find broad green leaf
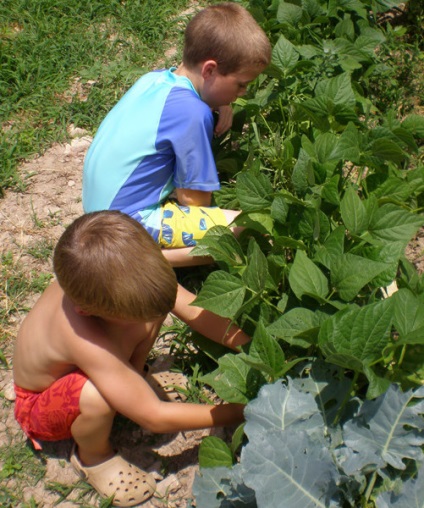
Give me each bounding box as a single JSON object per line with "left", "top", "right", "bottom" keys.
{"left": 402, "top": 114, "right": 424, "bottom": 137}
{"left": 318, "top": 299, "right": 394, "bottom": 368}
{"left": 201, "top": 353, "right": 263, "bottom": 403}
{"left": 340, "top": 186, "right": 369, "bottom": 235}
{"left": 199, "top": 436, "right": 233, "bottom": 468}
{"left": 193, "top": 466, "right": 256, "bottom": 508}
{"left": 315, "top": 72, "right": 356, "bottom": 107}
{"left": 377, "top": 464, "right": 424, "bottom": 508}
{"left": 270, "top": 194, "right": 289, "bottom": 224}
{"left": 314, "top": 132, "right": 338, "bottom": 163}
{"left": 334, "top": 16, "right": 355, "bottom": 40}
{"left": 363, "top": 365, "right": 392, "bottom": 399}
{"left": 292, "top": 148, "right": 314, "bottom": 193}
{"left": 271, "top": 35, "right": 299, "bottom": 72}
{"left": 329, "top": 122, "right": 361, "bottom": 162}
{"left": 191, "top": 225, "right": 245, "bottom": 266}
{"left": 331, "top": 253, "right": 389, "bottom": 301}
{"left": 343, "top": 385, "right": 424, "bottom": 471}
{"left": 236, "top": 172, "right": 273, "bottom": 212}
{"left": 368, "top": 203, "right": 424, "bottom": 243}
{"left": 289, "top": 250, "right": 329, "bottom": 301}
{"left": 244, "top": 380, "right": 324, "bottom": 438}
{"left": 267, "top": 307, "right": 326, "bottom": 348}
{"left": 321, "top": 174, "right": 341, "bottom": 206}
{"left": 192, "top": 271, "right": 246, "bottom": 318}
{"left": 242, "top": 428, "right": 341, "bottom": 508}
{"left": 314, "top": 225, "right": 345, "bottom": 270}
{"left": 368, "top": 138, "right": 407, "bottom": 164}
{"left": 242, "top": 240, "right": 268, "bottom": 293}
{"left": 392, "top": 289, "right": 424, "bottom": 345}
{"left": 276, "top": 2, "right": 303, "bottom": 25}
{"left": 292, "top": 361, "right": 354, "bottom": 427}
{"left": 234, "top": 211, "right": 274, "bottom": 235}
{"left": 240, "top": 321, "right": 285, "bottom": 379}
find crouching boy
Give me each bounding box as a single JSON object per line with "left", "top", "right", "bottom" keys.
{"left": 13, "top": 211, "right": 244, "bottom": 506}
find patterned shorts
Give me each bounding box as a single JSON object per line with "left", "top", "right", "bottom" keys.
{"left": 159, "top": 201, "right": 227, "bottom": 248}
{"left": 14, "top": 370, "right": 88, "bottom": 450}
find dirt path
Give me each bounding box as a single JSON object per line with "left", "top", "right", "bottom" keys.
{"left": 0, "top": 130, "right": 230, "bottom": 507}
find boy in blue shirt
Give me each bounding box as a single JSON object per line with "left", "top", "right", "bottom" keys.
{"left": 83, "top": 2, "right": 271, "bottom": 343}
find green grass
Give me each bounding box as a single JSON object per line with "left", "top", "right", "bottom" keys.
{"left": 0, "top": 0, "right": 195, "bottom": 192}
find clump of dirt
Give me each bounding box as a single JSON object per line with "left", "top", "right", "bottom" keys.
{"left": 0, "top": 130, "right": 231, "bottom": 507}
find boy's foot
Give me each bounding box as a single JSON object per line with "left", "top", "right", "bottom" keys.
{"left": 70, "top": 445, "right": 156, "bottom": 506}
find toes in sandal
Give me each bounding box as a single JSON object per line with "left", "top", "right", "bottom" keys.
{"left": 144, "top": 365, "right": 188, "bottom": 402}
{"left": 70, "top": 445, "right": 156, "bottom": 507}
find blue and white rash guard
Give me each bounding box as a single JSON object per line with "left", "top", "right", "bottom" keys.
{"left": 82, "top": 68, "right": 220, "bottom": 241}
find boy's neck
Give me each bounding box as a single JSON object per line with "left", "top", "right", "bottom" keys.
{"left": 174, "top": 64, "right": 202, "bottom": 96}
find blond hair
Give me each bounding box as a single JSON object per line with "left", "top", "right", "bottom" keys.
{"left": 183, "top": 2, "right": 271, "bottom": 75}
{"left": 54, "top": 211, "right": 177, "bottom": 321}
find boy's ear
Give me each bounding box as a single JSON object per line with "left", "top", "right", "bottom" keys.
{"left": 74, "top": 306, "right": 91, "bottom": 316}
{"left": 201, "top": 60, "right": 219, "bottom": 80}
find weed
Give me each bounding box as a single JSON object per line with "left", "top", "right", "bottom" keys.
{"left": 1, "top": 252, "right": 53, "bottom": 322}
{"left": 27, "top": 239, "right": 54, "bottom": 261}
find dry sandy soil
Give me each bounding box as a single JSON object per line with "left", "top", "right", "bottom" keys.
{"left": 1, "top": 128, "right": 423, "bottom": 507}
{"left": 0, "top": 130, "right": 235, "bottom": 508}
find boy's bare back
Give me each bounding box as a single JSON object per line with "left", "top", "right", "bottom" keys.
{"left": 13, "top": 280, "right": 161, "bottom": 394}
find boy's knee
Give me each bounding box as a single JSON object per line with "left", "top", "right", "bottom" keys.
{"left": 79, "top": 380, "right": 114, "bottom": 417}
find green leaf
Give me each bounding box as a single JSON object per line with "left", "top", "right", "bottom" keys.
{"left": 199, "top": 436, "right": 233, "bottom": 468}
{"left": 276, "top": 2, "right": 303, "bottom": 25}
{"left": 235, "top": 211, "right": 274, "bottom": 235}
{"left": 289, "top": 250, "right": 329, "bottom": 301}
{"left": 236, "top": 172, "right": 273, "bottom": 212}
{"left": 318, "top": 298, "right": 394, "bottom": 368}
{"left": 201, "top": 353, "right": 263, "bottom": 403}
{"left": 340, "top": 186, "right": 369, "bottom": 235}
{"left": 343, "top": 385, "right": 424, "bottom": 471}
{"left": 393, "top": 289, "right": 424, "bottom": 345}
{"left": 241, "top": 321, "right": 286, "bottom": 379}
{"left": 331, "top": 253, "right": 389, "bottom": 301}
{"left": 314, "top": 225, "right": 345, "bottom": 270}
{"left": 270, "top": 194, "right": 289, "bottom": 224}
{"left": 267, "top": 307, "right": 326, "bottom": 348}
{"left": 368, "top": 204, "right": 424, "bottom": 243}
{"left": 377, "top": 464, "right": 424, "bottom": 508}
{"left": 330, "top": 122, "right": 361, "bottom": 163}
{"left": 191, "top": 225, "right": 245, "bottom": 266}
{"left": 271, "top": 35, "right": 299, "bottom": 72}
{"left": 402, "top": 114, "right": 424, "bottom": 138}
{"left": 368, "top": 138, "right": 407, "bottom": 164}
{"left": 192, "top": 271, "right": 246, "bottom": 318}
{"left": 315, "top": 72, "right": 356, "bottom": 107}
{"left": 242, "top": 240, "right": 268, "bottom": 293}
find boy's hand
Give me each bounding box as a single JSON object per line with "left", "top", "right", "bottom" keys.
{"left": 214, "top": 105, "right": 233, "bottom": 137}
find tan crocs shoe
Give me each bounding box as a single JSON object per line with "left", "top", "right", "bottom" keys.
{"left": 144, "top": 365, "right": 188, "bottom": 402}
{"left": 70, "top": 445, "right": 156, "bottom": 507}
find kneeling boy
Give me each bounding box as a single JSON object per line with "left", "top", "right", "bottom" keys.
{"left": 13, "top": 211, "right": 244, "bottom": 507}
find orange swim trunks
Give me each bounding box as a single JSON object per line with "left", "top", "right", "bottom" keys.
{"left": 14, "top": 370, "right": 88, "bottom": 450}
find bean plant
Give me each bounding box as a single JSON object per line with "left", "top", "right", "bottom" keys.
{"left": 192, "top": 0, "right": 424, "bottom": 506}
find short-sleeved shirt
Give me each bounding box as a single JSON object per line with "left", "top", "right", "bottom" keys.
{"left": 82, "top": 68, "right": 220, "bottom": 241}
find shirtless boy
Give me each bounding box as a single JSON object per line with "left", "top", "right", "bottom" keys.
{"left": 13, "top": 211, "right": 244, "bottom": 506}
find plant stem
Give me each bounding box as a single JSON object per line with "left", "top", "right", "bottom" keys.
{"left": 333, "top": 370, "right": 359, "bottom": 426}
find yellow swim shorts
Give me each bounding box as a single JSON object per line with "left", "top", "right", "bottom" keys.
{"left": 159, "top": 201, "right": 227, "bottom": 248}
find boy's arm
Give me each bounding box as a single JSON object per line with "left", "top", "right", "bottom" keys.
{"left": 172, "top": 284, "right": 251, "bottom": 350}
{"left": 176, "top": 188, "right": 212, "bottom": 207}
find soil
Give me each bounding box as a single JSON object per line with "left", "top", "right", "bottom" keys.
{"left": 0, "top": 130, "right": 235, "bottom": 508}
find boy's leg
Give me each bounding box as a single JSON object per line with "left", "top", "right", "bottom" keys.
{"left": 159, "top": 203, "right": 242, "bottom": 267}
{"left": 71, "top": 380, "right": 116, "bottom": 466}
